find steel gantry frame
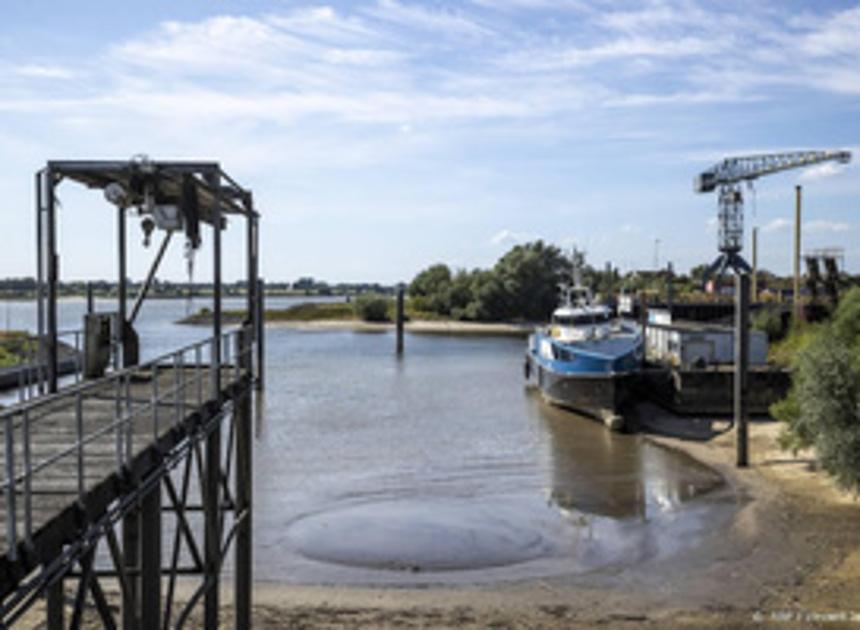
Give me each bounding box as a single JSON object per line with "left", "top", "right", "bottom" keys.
{"left": 0, "top": 159, "right": 263, "bottom": 628}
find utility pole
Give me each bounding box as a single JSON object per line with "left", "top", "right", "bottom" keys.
{"left": 751, "top": 227, "right": 758, "bottom": 302}
{"left": 793, "top": 185, "right": 802, "bottom": 323}
{"left": 735, "top": 273, "right": 750, "bottom": 467}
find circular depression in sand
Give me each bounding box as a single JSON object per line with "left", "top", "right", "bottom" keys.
{"left": 286, "top": 498, "right": 555, "bottom": 572}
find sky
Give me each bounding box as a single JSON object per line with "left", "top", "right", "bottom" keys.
{"left": 1, "top": 0, "right": 859, "bottom": 283}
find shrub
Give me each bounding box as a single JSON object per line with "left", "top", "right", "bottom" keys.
{"left": 772, "top": 290, "right": 860, "bottom": 492}
{"left": 752, "top": 306, "right": 786, "bottom": 342}
{"left": 353, "top": 293, "right": 390, "bottom": 322}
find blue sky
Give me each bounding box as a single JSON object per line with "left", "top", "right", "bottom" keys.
{"left": 1, "top": 0, "right": 859, "bottom": 283}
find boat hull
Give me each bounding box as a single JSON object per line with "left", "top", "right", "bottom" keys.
{"left": 526, "top": 353, "right": 631, "bottom": 429}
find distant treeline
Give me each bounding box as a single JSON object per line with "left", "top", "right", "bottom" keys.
{"left": 408, "top": 241, "right": 572, "bottom": 322}
{"left": 407, "top": 240, "right": 860, "bottom": 323}
{"left": 0, "top": 277, "right": 395, "bottom": 299}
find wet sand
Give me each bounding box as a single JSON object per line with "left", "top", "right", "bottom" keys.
{"left": 239, "top": 416, "right": 860, "bottom": 629}
{"left": 15, "top": 416, "right": 860, "bottom": 629}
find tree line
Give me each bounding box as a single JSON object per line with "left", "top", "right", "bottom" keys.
{"left": 408, "top": 241, "right": 572, "bottom": 322}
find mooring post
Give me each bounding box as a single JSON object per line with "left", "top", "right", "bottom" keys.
{"left": 140, "top": 482, "right": 161, "bottom": 630}
{"left": 86, "top": 282, "right": 94, "bottom": 315}
{"left": 235, "top": 327, "right": 253, "bottom": 630}
{"left": 735, "top": 273, "right": 750, "bottom": 467}
{"left": 396, "top": 284, "right": 405, "bottom": 356}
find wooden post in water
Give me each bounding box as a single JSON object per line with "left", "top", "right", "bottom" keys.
{"left": 86, "top": 282, "right": 94, "bottom": 315}
{"left": 396, "top": 285, "right": 405, "bottom": 356}
{"left": 735, "top": 273, "right": 750, "bottom": 467}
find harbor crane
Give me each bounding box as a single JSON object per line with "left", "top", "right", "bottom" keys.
{"left": 694, "top": 149, "right": 852, "bottom": 277}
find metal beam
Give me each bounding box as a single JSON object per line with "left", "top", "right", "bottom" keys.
{"left": 735, "top": 273, "right": 750, "bottom": 467}
{"left": 129, "top": 231, "right": 174, "bottom": 325}
{"left": 118, "top": 207, "right": 128, "bottom": 368}
{"left": 204, "top": 170, "right": 222, "bottom": 629}
{"left": 793, "top": 185, "right": 802, "bottom": 323}
{"left": 235, "top": 328, "right": 253, "bottom": 629}
{"left": 46, "top": 168, "right": 58, "bottom": 394}
{"left": 140, "top": 482, "right": 161, "bottom": 630}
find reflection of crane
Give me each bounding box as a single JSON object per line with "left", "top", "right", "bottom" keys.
{"left": 694, "top": 149, "right": 852, "bottom": 277}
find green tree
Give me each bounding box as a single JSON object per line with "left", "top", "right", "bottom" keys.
{"left": 773, "top": 287, "right": 860, "bottom": 492}
{"left": 491, "top": 240, "right": 570, "bottom": 321}
{"left": 408, "top": 264, "right": 453, "bottom": 314}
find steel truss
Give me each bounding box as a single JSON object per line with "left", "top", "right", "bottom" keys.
{"left": 0, "top": 158, "right": 263, "bottom": 629}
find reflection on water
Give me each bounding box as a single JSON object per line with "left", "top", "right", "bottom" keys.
{"left": 3, "top": 299, "right": 733, "bottom": 583}
{"left": 538, "top": 402, "right": 723, "bottom": 520}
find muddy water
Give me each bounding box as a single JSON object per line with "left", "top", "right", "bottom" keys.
{"left": 1, "top": 298, "right": 733, "bottom": 584}
{"left": 256, "top": 328, "right": 731, "bottom": 585}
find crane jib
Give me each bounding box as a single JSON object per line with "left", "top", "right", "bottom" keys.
{"left": 694, "top": 149, "right": 852, "bottom": 193}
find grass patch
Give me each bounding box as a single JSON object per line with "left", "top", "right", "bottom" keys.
{"left": 0, "top": 331, "right": 36, "bottom": 368}
{"left": 179, "top": 299, "right": 459, "bottom": 325}
{"left": 266, "top": 302, "right": 356, "bottom": 322}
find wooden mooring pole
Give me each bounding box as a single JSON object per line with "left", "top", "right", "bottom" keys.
{"left": 735, "top": 273, "right": 750, "bottom": 467}
{"left": 396, "top": 285, "right": 405, "bottom": 356}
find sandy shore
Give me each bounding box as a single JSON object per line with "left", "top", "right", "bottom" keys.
{"left": 237, "top": 414, "right": 860, "bottom": 629}
{"left": 15, "top": 412, "right": 860, "bottom": 629}
{"left": 268, "top": 319, "right": 534, "bottom": 336}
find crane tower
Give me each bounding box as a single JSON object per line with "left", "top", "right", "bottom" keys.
{"left": 694, "top": 149, "right": 851, "bottom": 277}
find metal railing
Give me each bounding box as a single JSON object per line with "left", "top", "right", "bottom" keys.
{"left": 0, "top": 325, "right": 253, "bottom": 561}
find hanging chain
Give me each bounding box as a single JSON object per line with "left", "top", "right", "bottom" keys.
{"left": 185, "top": 239, "right": 196, "bottom": 316}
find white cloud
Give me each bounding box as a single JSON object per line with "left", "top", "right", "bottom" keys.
{"left": 798, "top": 162, "right": 848, "bottom": 182}
{"left": 804, "top": 220, "right": 853, "bottom": 234}
{"left": 14, "top": 64, "right": 75, "bottom": 79}
{"left": 763, "top": 218, "right": 792, "bottom": 233}
{"left": 490, "top": 229, "right": 534, "bottom": 245}
{"left": 365, "top": 0, "right": 492, "bottom": 38}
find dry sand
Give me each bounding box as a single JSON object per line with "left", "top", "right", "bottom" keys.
{"left": 16, "top": 416, "right": 860, "bottom": 629}
{"left": 222, "top": 417, "right": 860, "bottom": 629}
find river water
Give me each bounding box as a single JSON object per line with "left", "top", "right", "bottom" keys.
{"left": 1, "top": 297, "right": 731, "bottom": 585}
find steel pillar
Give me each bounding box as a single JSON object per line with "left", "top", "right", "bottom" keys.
{"left": 256, "top": 278, "right": 265, "bottom": 391}
{"left": 235, "top": 328, "right": 253, "bottom": 629}
{"left": 35, "top": 171, "right": 46, "bottom": 395}
{"left": 118, "top": 207, "right": 128, "bottom": 368}
{"left": 140, "top": 483, "right": 161, "bottom": 630}
{"left": 46, "top": 577, "right": 63, "bottom": 630}
{"left": 735, "top": 273, "right": 750, "bottom": 467}
{"left": 205, "top": 170, "right": 222, "bottom": 629}
{"left": 793, "top": 185, "right": 802, "bottom": 323}
{"left": 45, "top": 169, "right": 58, "bottom": 394}
{"left": 122, "top": 508, "right": 139, "bottom": 628}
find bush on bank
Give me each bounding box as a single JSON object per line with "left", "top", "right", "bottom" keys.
{"left": 772, "top": 287, "right": 860, "bottom": 492}
{"left": 353, "top": 293, "right": 390, "bottom": 322}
